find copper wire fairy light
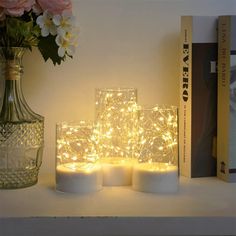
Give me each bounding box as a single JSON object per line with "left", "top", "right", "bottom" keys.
{"left": 138, "top": 105, "right": 178, "bottom": 165}
{"left": 95, "top": 88, "right": 138, "bottom": 161}
{"left": 56, "top": 121, "right": 99, "bottom": 166}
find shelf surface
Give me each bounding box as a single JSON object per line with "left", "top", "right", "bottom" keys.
{"left": 0, "top": 175, "right": 236, "bottom": 236}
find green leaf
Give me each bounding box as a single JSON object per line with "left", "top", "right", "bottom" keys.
{"left": 38, "top": 35, "right": 64, "bottom": 65}
{"left": 1, "top": 14, "right": 39, "bottom": 48}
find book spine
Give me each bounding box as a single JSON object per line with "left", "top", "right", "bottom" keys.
{"left": 217, "top": 16, "right": 230, "bottom": 181}
{"left": 179, "top": 16, "right": 192, "bottom": 177}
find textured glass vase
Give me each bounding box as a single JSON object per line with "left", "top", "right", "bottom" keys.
{"left": 0, "top": 47, "right": 44, "bottom": 189}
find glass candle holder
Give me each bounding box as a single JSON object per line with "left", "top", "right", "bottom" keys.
{"left": 56, "top": 121, "right": 102, "bottom": 193}
{"left": 132, "top": 105, "right": 179, "bottom": 193}
{"left": 95, "top": 88, "right": 138, "bottom": 186}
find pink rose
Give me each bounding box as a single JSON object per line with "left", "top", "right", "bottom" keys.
{"left": 0, "top": 0, "right": 35, "bottom": 17}
{"left": 37, "top": 0, "right": 72, "bottom": 15}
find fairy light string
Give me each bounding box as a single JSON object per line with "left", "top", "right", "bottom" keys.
{"left": 95, "top": 89, "right": 139, "bottom": 161}
{"left": 57, "top": 90, "right": 177, "bottom": 171}
{"left": 56, "top": 121, "right": 99, "bottom": 167}
{"left": 138, "top": 105, "right": 178, "bottom": 166}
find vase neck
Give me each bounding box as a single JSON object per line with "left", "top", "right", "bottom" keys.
{"left": 4, "top": 60, "right": 23, "bottom": 81}
{"left": 0, "top": 47, "right": 24, "bottom": 82}
{"left": 0, "top": 47, "right": 42, "bottom": 122}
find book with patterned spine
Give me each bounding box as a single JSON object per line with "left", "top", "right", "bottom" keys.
{"left": 179, "top": 16, "right": 218, "bottom": 178}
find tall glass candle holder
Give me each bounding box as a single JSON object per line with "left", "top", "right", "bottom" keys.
{"left": 132, "top": 105, "right": 178, "bottom": 193}
{"left": 95, "top": 88, "right": 138, "bottom": 186}
{"left": 56, "top": 121, "right": 102, "bottom": 193}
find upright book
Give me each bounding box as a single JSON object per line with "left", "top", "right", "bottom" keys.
{"left": 179, "top": 16, "right": 217, "bottom": 178}
{"left": 217, "top": 15, "right": 236, "bottom": 182}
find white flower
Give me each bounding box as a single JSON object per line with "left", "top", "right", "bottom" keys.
{"left": 55, "top": 25, "right": 79, "bottom": 58}
{"left": 53, "top": 11, "right": 75, "bottom": 36}
{"left": 55, "top": 34, "right": 76, "bottom": 58}
{"left": 36, "top": 11, "right": 57, "bottom": 37}
{"left": 64, "top": 28, "right": 79, "bottom": 46}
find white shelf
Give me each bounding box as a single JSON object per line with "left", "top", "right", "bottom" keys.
{"left": 0, "top": 175, "right": 236, "bottom": 236}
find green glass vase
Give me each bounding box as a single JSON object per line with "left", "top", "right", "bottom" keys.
{"left": 0, "top": 47, "right": 44, "bottom": 189}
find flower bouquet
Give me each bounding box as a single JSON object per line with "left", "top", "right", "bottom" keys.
{"left": 0, "top": 0, "right": 78, "bottom": 189}
{"left": 0, "top": 0, "right": 78, "bottom": 65}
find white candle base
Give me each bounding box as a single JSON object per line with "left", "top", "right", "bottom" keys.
{"left": 132, "top": 163, "right": 178, "bottom": 193}
{"left": 56, "top": 162, "right": 102, "bottom": 193}
{"left": 102, "top": 158, "right": 134, "bottom": 186}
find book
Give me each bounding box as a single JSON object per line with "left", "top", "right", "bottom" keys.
{"left": 179, "top": 16, "right": 218, "bottom": 178}
{"left": 217, "top": 15, "right": 236, "bottom": 182}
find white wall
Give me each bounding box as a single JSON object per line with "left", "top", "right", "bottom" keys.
{"left": 22, "top": 0, "right": 236, "bottom": 174}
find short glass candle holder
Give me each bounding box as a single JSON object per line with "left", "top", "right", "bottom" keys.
{"left": 56, "top": 121, "right": 102, "bottom": 193}
{"left": 95, "top": 88, "right": 138, "bottom": 186}
{"left": 132, "top": 105, "right": 179, "bottom": 193}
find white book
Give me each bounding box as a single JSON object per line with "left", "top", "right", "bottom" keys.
{"left": 217, "top": 15, "right": 236, "bottom": 182}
